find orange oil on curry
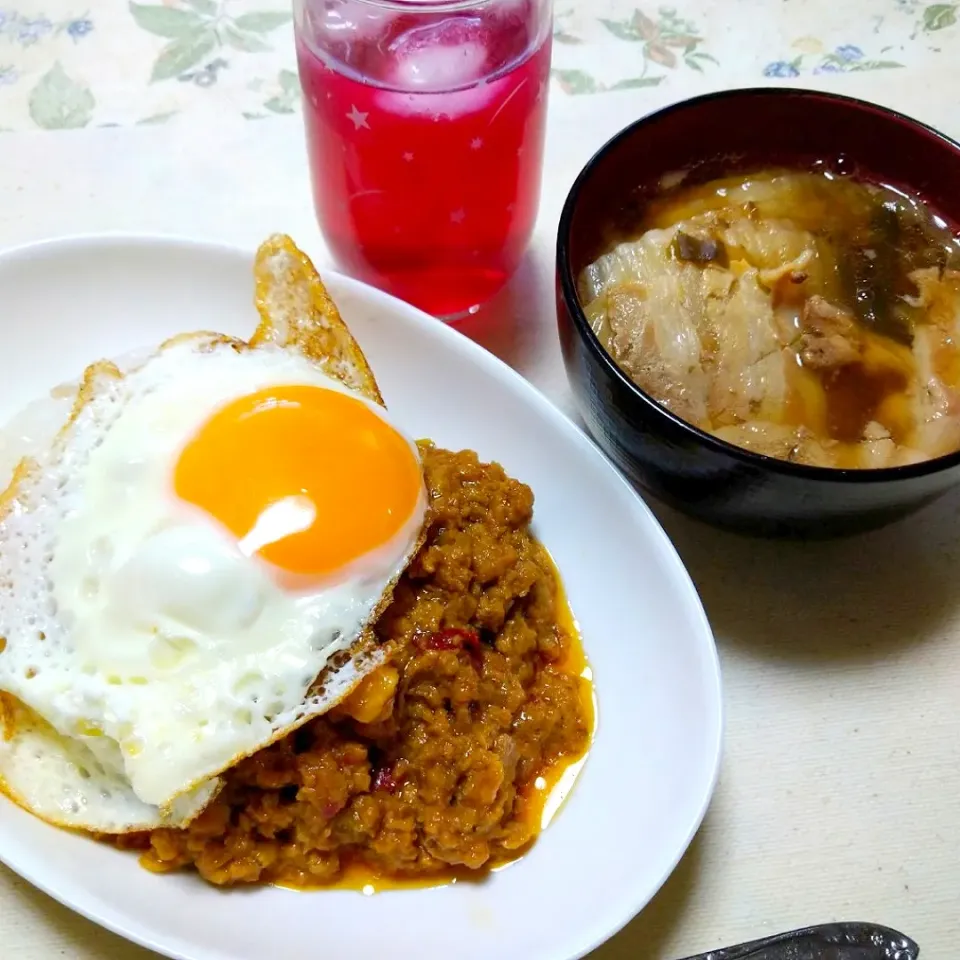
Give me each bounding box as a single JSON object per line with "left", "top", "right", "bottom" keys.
{"left": 281, "top": 551, "right": 595, "bottom": 896}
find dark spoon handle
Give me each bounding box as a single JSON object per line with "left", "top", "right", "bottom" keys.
{"left": 677, "top": 922, "right": 919, "bottom": 960}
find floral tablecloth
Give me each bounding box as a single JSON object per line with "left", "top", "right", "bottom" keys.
{"left": 0, "top": 0, "right": 957, "bottom": 130}
{"left": 2, "top": 3, "right": 960, "bottom": 960}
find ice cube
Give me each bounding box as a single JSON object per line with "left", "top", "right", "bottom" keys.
{"left": 308, "top": 0, "right": 399, "bottom": 46}
{"left": 388, "top": 16, "right": 490, "bottom": 91}
{"left": 375, "top": 66, "right": 509, "bottom": 120}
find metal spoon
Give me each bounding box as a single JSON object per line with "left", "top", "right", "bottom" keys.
{"left": 678, "top": 922, "right": 919, "bottom": 960}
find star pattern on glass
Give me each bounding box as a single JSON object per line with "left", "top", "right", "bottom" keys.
{"left": 470, "top": 137, "right": 483, "bottom": 151}
{"left": 347, "top": 105, "right": 370, "bottom": 130}
{"left": 403, "top": 151, "right": 415, "bottom": 162}
{"left": 451, "top": 209, "right": 466, "bottom": 224}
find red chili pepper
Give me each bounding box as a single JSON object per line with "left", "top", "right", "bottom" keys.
{"left": 371, "top": 766, "right": 399, "bottom": 794}
{"left": 420, "top": 627, "right": 482, "bottom": 653}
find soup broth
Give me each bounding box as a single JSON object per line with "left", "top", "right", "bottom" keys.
{"left": 579, "top": 167, "right": 960, "bottom": 469}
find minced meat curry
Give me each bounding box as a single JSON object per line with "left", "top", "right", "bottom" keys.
{"left": 115, "top": 445, "right": 593, "bottom": 887}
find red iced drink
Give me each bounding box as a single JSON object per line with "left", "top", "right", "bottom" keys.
{"left": 295, "top": 0, "right": 552, "bottom": 319}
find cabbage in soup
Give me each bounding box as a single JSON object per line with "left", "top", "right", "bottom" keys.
{"left": 579, "top": 167, "right": 960, "bottom": 469}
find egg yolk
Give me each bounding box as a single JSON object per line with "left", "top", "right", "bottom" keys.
{"left": 174, "top": 385, "right": 422, "bottom": 580}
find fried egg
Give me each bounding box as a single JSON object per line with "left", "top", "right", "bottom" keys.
{"left": 0, "top": 235, "right": 427, "bottom": 833}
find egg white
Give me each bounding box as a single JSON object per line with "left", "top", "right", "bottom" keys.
{"left": 0, "top": 335, "right": 425, "bottom": 828}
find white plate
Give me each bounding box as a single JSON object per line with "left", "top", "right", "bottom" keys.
{"left": 0, "top": 236, "right": 722, "bottom": 960}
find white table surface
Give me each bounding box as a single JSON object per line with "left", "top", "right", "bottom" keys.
{"left": 1, "top": 1, "right": 960, "bottom": 956}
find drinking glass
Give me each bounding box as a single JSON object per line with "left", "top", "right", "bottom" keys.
{"left": 293, "top": 0, "right": 553, "bottom": 320}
